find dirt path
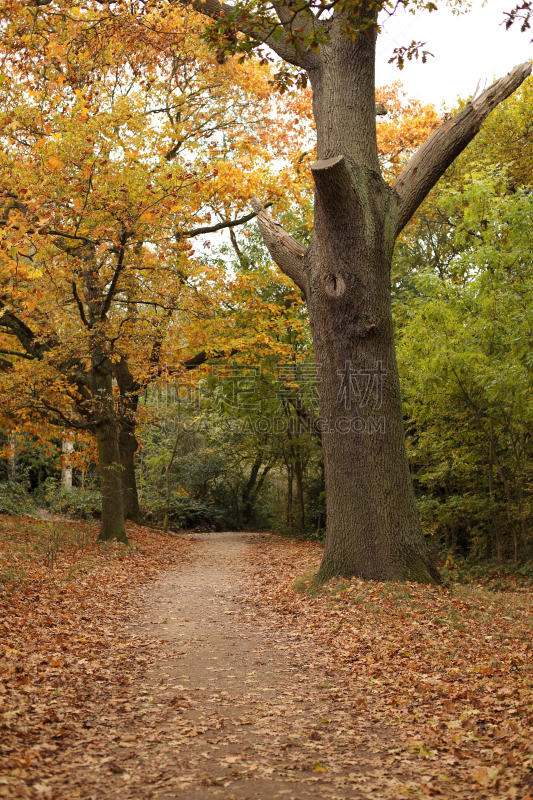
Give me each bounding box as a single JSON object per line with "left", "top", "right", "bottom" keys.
{"left": 77, "top": 531, "right": 389, "bottom": 799}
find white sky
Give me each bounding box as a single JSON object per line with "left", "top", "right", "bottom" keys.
{"left": 375, "top": 0, "right": 533, "bottom": 108}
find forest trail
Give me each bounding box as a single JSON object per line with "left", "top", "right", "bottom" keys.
{"left": 85, "top": 531, "right": 389, "bottom": 799}
{"left": 3, "top": 523, "right": 532, "bottom": 799}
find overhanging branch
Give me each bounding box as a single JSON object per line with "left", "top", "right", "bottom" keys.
{"left": 179, "top": 204, "right": 273, "bottom": 238}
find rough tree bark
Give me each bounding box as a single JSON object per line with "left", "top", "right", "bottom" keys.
{"left": 93, "top": 360, "right": 128, "bottom": 544}
{"left": 188, "top": 0, "right": 531, "bottom": 582}
{"left": 79, "top": 245, "right": 128, "bottom": 544}
{"left": 113, "top": 358, "right": 144, "bottom": 524}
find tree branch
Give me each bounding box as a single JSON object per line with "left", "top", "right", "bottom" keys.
{"left": 179, "top": 204, "right": 273, "bottom": 238}
{"left": 250, "top": 198, "right": 309, "bottom": 299}
{"left": 100, "top": 231, "right": 130, "bottom": 321}
{"left": 72, "top": 280, "right": 89, "bottom": 328}
{"left": 46, "top": 229, "right": 98, "bottom": 245}
{"left": 182, "top": 0, "right": 319, "bottom": 69}
{"left": 0, "top": 302, "right": 49, "bottom": 360}
{"left": 0, "top": 348, "right": 35, "bottom": 360}
{"left": 392, "top": 62, "right": 532, "bottom": 237}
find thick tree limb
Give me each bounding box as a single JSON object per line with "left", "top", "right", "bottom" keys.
{"left": 182, "top": 0, "right": 319, "bottom": 69}
{"left": 100, "top": 231, "right": 130, "bottom": 321}
{"left": 183, "top": 350, "right": 209, "bottom": 370}
{"left": 393, "top": 62, "right": 532, "bottom": 236}
{"left": 250, "top": 198, "right": 309, "bottom": 299}
{"left": 272, "top": 0, "right": 317, "bottom": 55}
{"left": 311, "top": 155, "right": 356, "bottom": 213}
{"left": 0, "top": 302, "right": 49, "bottom": 360}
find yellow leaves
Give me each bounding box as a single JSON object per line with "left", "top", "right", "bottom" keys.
{"left": 72, "top": 197, "right": 84, "bottom": 212}
{"left": 312, "top": 760, "right": 325, "bottom": 772}
{"left": 46, "top": 156, "right": 64, "bottom": 172}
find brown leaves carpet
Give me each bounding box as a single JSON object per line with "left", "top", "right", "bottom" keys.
{"left": 1, "top": 521, "right": 532, "bottom": 799}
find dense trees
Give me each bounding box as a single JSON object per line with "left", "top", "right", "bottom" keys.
{"left": 395, "top": 80, "right": 533, "bottom": 565}
{"left": 0, "top": 2, "right": 311, "bottom": 541}
{"left": 1, "top": 0, "right": 533, "bottom": 580}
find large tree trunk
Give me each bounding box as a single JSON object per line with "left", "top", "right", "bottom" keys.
{"left": 307, "top": 214, "right": 438, "bottom": 581}
{"left": 249, "top": 19, "right": 530, "bottom": 583}
{"left": 97, "top": 418, "right": 128, "bottom": 543}
{"left": 113, "top": 358, "right": 143, "bottom": 524}
{"left": 93, "top": 359, "right": 127, "bottom": 544}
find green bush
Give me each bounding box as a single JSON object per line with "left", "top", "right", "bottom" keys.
{"left": 36, "top": 479, "right": 101, "bottom": 519}
{"left": 0, "top": 482, "right": 35, "bottom": 516}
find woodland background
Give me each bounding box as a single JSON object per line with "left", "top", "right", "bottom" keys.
{"left": 1, "top": 2, "right": 533, "bottom": 580}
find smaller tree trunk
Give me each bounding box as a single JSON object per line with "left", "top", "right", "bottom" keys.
{"left": 118, "top": 425, "right": 143, "bottom": 523}
{"left": 163, "top": 423, "right": 181, "bottom": 532}
{"left": 7, "top": 433, "right": 16, "bottom": 481}
{"left": 488, "top": 425, "right": 501, "bottom": 561}
{"left": 293, "top": 447, "right": 305, "bottom": 534}
{"left": 286, "top": 461, "right": 293, "bottom": 530}
{"left": 241, "top": 454, "right": 263, "bottom": 524}
{"left": 97, "top": 420, "right": 128, "bottom": 544}
{"left": 61, "top": 438, "right": 74, "bottom": 489}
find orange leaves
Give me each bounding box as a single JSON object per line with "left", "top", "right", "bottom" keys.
{"left": 46, "top": 156, "right": 64, "bottom": 172}
{"left": 376, "top": 81, "right": 442, "bottom": 182}
{"left": 240, "top": 535, "right": 533, "bottom": 799}
{"left": 0, "top": 516, "right": 194, "bottom": 797}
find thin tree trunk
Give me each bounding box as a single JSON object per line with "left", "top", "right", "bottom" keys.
{"left": 242, "top": 454, "right": 263, "bottom": 524}
{"left": 61, "top": 438, "right": 74, "bottom": 489}
{"left": 7, "top": 433, "right": 16, "bottom": 481}
{"left": 286, "top": 461, "right": 293, "bottom": 531}
{"left": 163, "top": 422, "right": 181, "bottom": 533}
{"left": 488, "top": 424, "right": 501, "bottom": 561}
{"left": 293, "top": 447, "right": 305, "bottom": 534}
{"left": 494, "top": 460, "right": 517, "bottom": 563}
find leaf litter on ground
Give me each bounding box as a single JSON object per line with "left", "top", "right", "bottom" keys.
{"left": 0, "top": 515, "right": 194, "bottom": 799}
{"left": 240, "top": 536, "right": 533, "bottom": 799}
{"left": 1, "top": 519, "right": 532, "bottom": 800}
